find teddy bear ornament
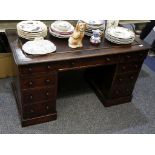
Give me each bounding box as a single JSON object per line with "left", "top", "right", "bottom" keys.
{"left": 90, "top": 29, "right": 102, "bottom": 45}
{"left": 68, "top": 22, "right": 86, "bottom": 48}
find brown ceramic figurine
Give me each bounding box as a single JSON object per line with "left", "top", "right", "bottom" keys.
{"left": 68, "top": 22, "right": 86, "bottom": 48}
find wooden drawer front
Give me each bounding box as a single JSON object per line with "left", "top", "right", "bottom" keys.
{"left": 59, "top": 55, "right": 119, "bottom": 71}
{"left": 113, "top": 72, "right": 138, "bottom": 87}
{"left": 21, "top": 74, "right": 57, "bottom": 89}
{"left": 120, "top": 51, "right": 147, "bottom": 63}
{"left": 117, "top": 61, "right": 143, "bottom": 73}
{"left": 22, "top": 87, "right": 56, "bottom": 105}
{"left": 19, "top": 63, "right": 57, "bottom": 75}
{"left": 109, "top": 87, "right": 133, "bottom": 98}
{"left": 22, "top": 101, "right": 56, "bottom": 119}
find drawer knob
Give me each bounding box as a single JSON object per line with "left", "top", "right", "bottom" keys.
{"left": 28, "top": 67, "right": 32, "bottom": 72}
{"left": 45, "top": 79, "right": 51, "bottom": 83}
{"left": 29, "top": 81, "right": 33, "bottom": 86}
{"left": 29, "top": 95, "right": 33, "bottom": 100}
{"left": 47, "top": 65, "right": 51, "bottom": 69}
{"left": 106, "top": 58, "right": 111, "bottom": 61}
{"left": 71, "top": 62, "right": 75, "bottom": 65}
{"left": 122, "top": 66, "right": 126, "bottom": 70}
{"left": 115, "top": 90, "right": 119, "bottom": 94}
{"left": 130, "top": 76, "right": 134, "bottom": 80}
{"left": 46, "top": 92, "right": 49, "bottom": 96}
{"left": 46, "top": 106, "right": 49, "bottom": 110}
{"left": 30, "top": 109, "right": 34, "bottom": 113}
{"left": 135, "top": 64, "right": 138, "bottom": 68}
{"left": 126, "top": 89, "right": 130, "bottom": 93}
{"left": 119, "top": 78, "right": 123, "bottom": 82}
{"left": 126, "top": 55, "right": 131, "bottom": 59}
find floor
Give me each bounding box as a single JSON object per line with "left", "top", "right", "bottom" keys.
{"left": 144, "top": 28, "right": 155, "bottom": 72}
{"left": 144, "top": 56, "right": 155, "bottom": 72}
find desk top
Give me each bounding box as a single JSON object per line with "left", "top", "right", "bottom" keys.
{"left": 6, "top": 29, "right": 150, "bottom": 65}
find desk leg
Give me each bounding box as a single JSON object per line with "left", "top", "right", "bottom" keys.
{"left": 85, "top": 63, "right": 142, "bottom": 107}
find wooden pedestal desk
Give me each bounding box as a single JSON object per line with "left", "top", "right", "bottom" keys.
{"left": 6, "top": 29, "right": 150, "bottom": 127}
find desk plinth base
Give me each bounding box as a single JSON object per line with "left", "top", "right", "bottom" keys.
{"left": 12, "top": 82, "right": 57, "bottom": 127}
{"left": 21, "top": 114, "right": 57, "bottom": 127}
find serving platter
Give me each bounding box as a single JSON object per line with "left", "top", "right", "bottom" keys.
{"left": 22, "top": 39, "right": 56, "bottom": 55}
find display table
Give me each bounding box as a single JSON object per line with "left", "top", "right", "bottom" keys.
{"left": 6, "top": 29, "right": 150, "bottom": 127}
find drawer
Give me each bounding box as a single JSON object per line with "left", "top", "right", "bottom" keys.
{"left": 109, "top": 87, "right": 133, "bottom": 98}
{"left": 117, "top": 61, "right": 143, "bottom": 73}
{"left": 22, "top": 101, "right": 56, "bottom": 119}
{"left": 20, "top": 73, "right": 57, "bottom": 89}
{"left": 22, "top": 87, "right": 56, "bottom": 105}
{"left": 59, "top": 55, "right": 120, "bottom": 71}
{"left": 112, "top": 72, "right": 138, "bottom": 87}
{"left": 19, "top": 63, "right": 57, "bottom": 75}
{"left": 120, "top": 51, "right": 147, "bottom": 63}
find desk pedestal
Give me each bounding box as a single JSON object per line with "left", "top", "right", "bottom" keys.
{"left": 85, "top": 60, "right": 143, "bottom": 107}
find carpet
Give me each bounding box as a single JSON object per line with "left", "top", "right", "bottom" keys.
{"left": 145, "top": 56, "right": 155, "bottom": 72}
{"left": 0, "top": 64, "right": 155, "bottom": 134}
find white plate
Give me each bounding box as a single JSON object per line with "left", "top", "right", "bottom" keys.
{"left": 17, "top": 21, "right": 47, "bottom": 32}
{"left": 87, "top": 24, "right": 105, "bottom": 30}
{"left": 106, "top": 34, "right": 134, "bottom": 43}
{"left": 81, "top": 20, "right": 105, "bottom": 26}
{"left": 84, "top": 32, "right": 92, "bottom": 36}
{"left": 106, "top": 27, "right": 135, "bottom": 39}
{"left": 105, "top": 34, "right": 134, "bottom": 44}
{"left": 105, "top": 33, "right": 134, "bottom": 42}
{"left": 17, "top": 20, "right": 47, "bottom": 40}
{"left": 51, "top": 21, "right": 74, "bottom": 33}
{"left": 22, "top": 39, "right": 56, "bottom": 55}
{"left": 18, "top": 33, "right": 47, "bottom": 40}
{"left": 49, "top": 28, "right": 71, "bottom": 38}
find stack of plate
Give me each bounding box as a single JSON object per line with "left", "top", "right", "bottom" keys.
{"left": 49, "top": 21, "right": 74, "bottom": 38}
{"left": 17, "top": 20, "right": 47, "bottom": 40}
{"left": 80, "top": 20, "right": 105, "bottom": 36}
{"left": 105, "top": 26, "right": 135, "bottom": 44}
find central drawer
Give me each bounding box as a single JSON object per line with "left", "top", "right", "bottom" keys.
{"left": 58, "top": 55, "right": 120, "bottom": 71}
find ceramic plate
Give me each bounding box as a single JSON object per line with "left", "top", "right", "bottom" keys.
{"left": 17, "top": 20, "right": 47, "bottom": 40}
{"left": 106, "top": 27, "right": 135, "bottom": 39}
{"left": 49, "top": 28, "right": 71, "bottom": 38}
{"left": 81, "top": 20, "right": 105, "bottom": 26}
{"left": 22, "top": 39, "right": 56, "bottom": 55}
{"left": 105, "top": 34, "right": 134, "bottom": 44}
{"left": 51, "top": 21, "right": 74, "bottom": 33}
{"left": 105, "top": 33, "right": 134, "bottom": 42}
{"left": 17, "top": 21, "right": 47, "bottom": 32}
